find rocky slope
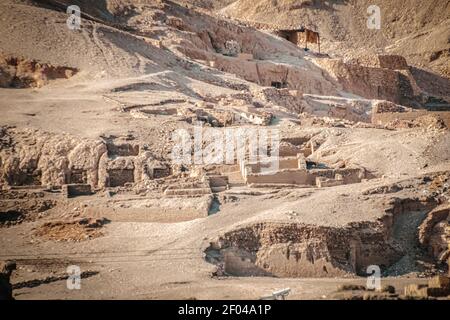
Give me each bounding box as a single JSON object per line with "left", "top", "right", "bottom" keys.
{"left": 220, "top": 0, "right": 450, "bottom": 78}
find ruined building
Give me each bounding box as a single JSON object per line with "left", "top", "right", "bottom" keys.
{"left": 275, "top": 27, "right": 321, "bottom": 53}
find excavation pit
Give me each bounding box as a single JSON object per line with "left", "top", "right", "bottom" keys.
{"left": 206, "top": 196, "right": 444, "bottom": 278}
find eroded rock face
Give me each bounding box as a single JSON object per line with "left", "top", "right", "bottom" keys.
{"left": 0, "top": 261, "right": 16, "bottom": 300}
{"left": 0, "top": 54, "right": 77, "bottom": 88}
{"left": 206, "top": 194, "right": 450, "bottom": 278}
{"left": 0, "top": 128, "right": 99, "bottom": 187}
{"left": 419, "top": 204, "right": 450, "bottom": 264}
{"left": 206, "top": 220, "right": 402, "bottom": 277}
{"left": 317, "top": 59, "right": 406, "bottom": 104}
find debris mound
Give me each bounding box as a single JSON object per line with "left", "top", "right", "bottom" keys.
{"left": 33, "top": 217, "right": 110, "bottom": 242}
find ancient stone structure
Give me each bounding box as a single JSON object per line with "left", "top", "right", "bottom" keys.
{"left": 62, "top": 184, "right": 92, "bottom": 198}
{"left": 0, "top": 54, "right": 77, "bottom": 88}
{"left": 419, "top": 204, "right": 450, "bottom": 264}
{"left": 206, "top": 219, "right": 401, "bottom": 278}
{"left": 275, "top": 28, "right": 320, "bottom": 52}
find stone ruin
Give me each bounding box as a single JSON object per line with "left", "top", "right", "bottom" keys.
{"left": 371, "top": 100, "right": 450, "bottom": 129}
{"left": 62, "top": 184, "right": 92, "bottom": 198}
{"left": 404, "top": 275, "right": 450, "bottom": 299}
{"left": 127, "top": 100, "right": 274, "bottom": 127}
{"left": 275, "top": 27, "right": 321, "bottom": 52}
{"left": 0, "top": 54, "right": 77, "bottom": 88}
{"left": 206, "top": 219, "right": 400, "bottom": 278}
{"left": 0, "top": 128, "right": 171, "bottom": 194}
{"left": 170, "top": 135, "right": 372, "bottom": 195}
{"left": 241, "top": 152, "right": 366, "bottom": 188}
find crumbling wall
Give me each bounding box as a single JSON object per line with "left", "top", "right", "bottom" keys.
{"left": 245, "top": 166, "right": 365, "bottom": 186}
{"left": 279, "top": 142, "right": 304, "bottom": 157}
{"left": 62, "top": 184, "right": 92, "bottom": 198}
{"left": 309, "top": 168, "right": 366, "bottom": 185}
{"left": 98, "top": 155, "right": 134, "bottom": 188}
{"left": 106, "top": 143, "right": 139, "bottom": 157}
{"left": 67, "top": 141, "right": 107, "bottom": 187}
{"left": 419, "top": 204, "right": 450, "bottom": 263}
{"left": 0, "top": 128, "right": 167, "bottom": 189}
{"left": 164, "top": 180, "right": 211, "bottom": 197}
{"left": 302, "top": 95, "right": 373, "bottom": 123}
{"left": 207, "top": 220, "right": 401, "bottom": 277}
{"left": 209, "top": 54, "right": 337, "bottom": 97}
{"left": 252, "top": 87, "right": 304, "bottom": 113}
{"left": 1, "top": 129, "right": 78, "bottom": 187}
{"left": 0, "top": 129, "right": 106, "bottom": 188}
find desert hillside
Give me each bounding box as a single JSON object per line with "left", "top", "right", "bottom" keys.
{"left": 221, "top": 0, "right": 450, "bottom": 78}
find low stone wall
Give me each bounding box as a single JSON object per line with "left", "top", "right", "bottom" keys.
{"left": 246, "top": 169, "right": 309, "bottom": 185}
{"left": 207, "top": 220, "right": 402, "bottom": 277}
{"left": 245, "top": 167, "right": 365, "bottom": 186}
{"left": 164, "top": 180, "right": 212, "bottom": 197}
{"left": 62, "top": 184, "right": 92, "bottom": 198}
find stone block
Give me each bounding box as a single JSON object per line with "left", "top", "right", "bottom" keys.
{"left": 62, "top": 184, "right": 92, "bottom": 198}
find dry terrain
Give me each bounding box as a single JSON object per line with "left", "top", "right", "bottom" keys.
{"left": 0, "top": 0, "right": 449, "bottom": 300}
